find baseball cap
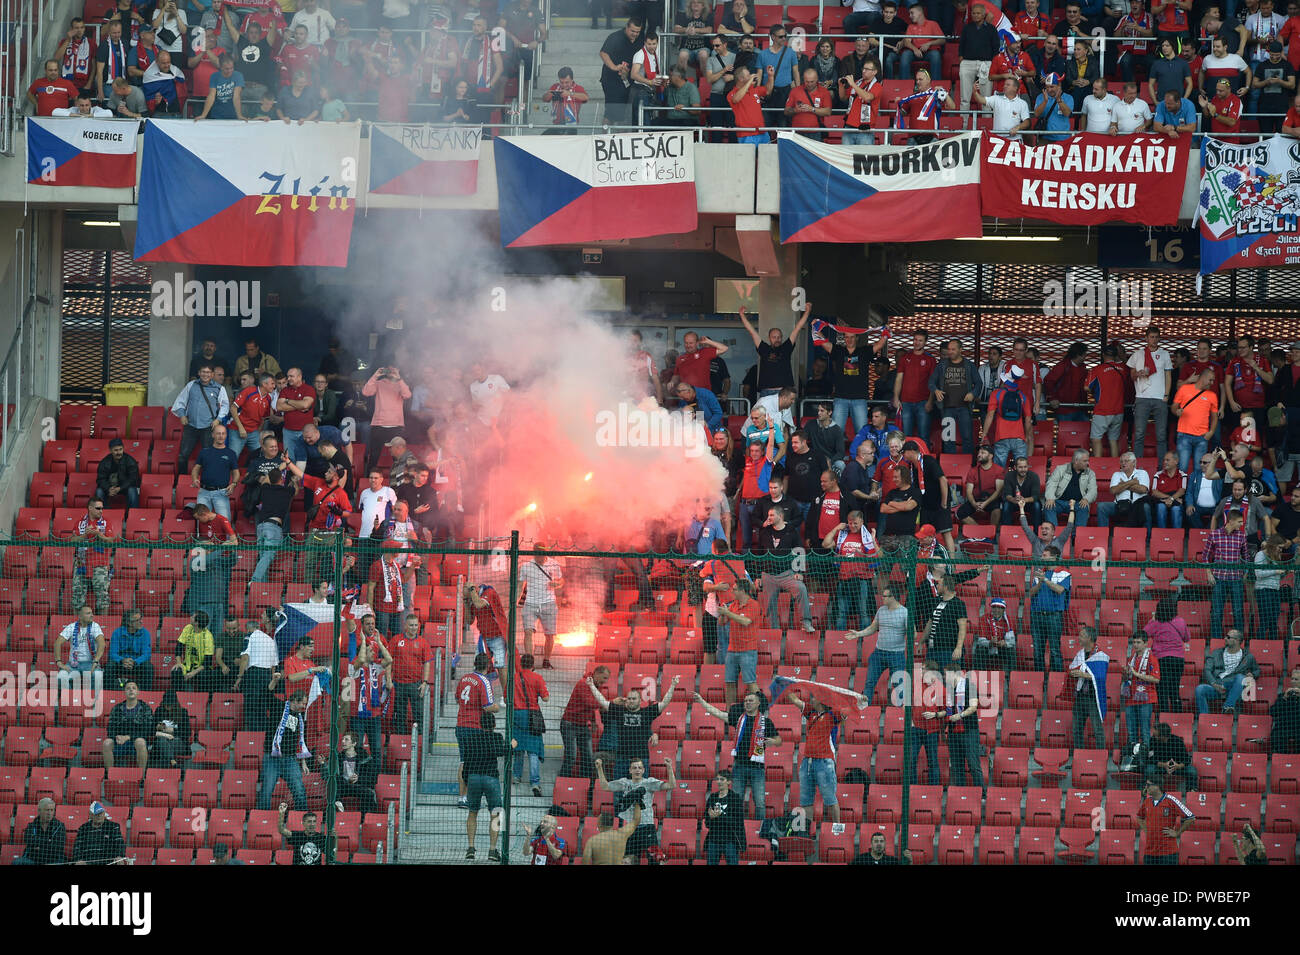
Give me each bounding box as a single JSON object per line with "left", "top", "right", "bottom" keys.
{"left": 108, "top": 437, "right": 124, "bottom": 448}
{"left": 914, "top": 524, "right": 936, "bottom": 539}
{"left": 90, "top": 801, "right": 109, "bottom": 817}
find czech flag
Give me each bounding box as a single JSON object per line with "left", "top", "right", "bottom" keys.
{"left": 494, "top": 130, "right": 697, "bottom": 247}
{"left": 777, "top": 131, "right": 982, "bottom": 243}
{"left": 134, "top": 120, "right": 360, "bottom": 267}
{"left": 970, "top": 0, "right": 1018, "bottom": 45}
{"left": 26, "top": 117, "right": 137, "bottom": 188}
{"left": 368, "top": 124, "right": 482, "bottom": 197}
{"left": 769, "top": 673, "right": 869, "bottom": 714}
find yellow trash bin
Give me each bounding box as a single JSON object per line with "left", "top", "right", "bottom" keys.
{"left": 102, "top": 382, "right": 148, "bottom": 434}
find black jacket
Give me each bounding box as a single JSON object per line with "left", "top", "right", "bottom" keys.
{"left": 22, "top": 818, "right": 68, "bottom": 864}
{"left": 72, "top": 819, "right": 125, "bottom": 863}
{"left": 107, "top": 700, "right": 153, "bottom": 741}
{"left": 96, "top": 452, "right": 141, "bottom": 495}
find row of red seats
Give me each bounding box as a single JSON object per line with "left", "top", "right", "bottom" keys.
{"left": 2, "top": 724, "right": 417, "bottom": 776}
{"left": 0, "top": 802, "right": 378, "bottom": 855}
{"left": 0, "top": 765, "right": 402, "bottom": 813}
{"left": 55, "top": 405, "right": 170, "bottom": 443}
{"left": 0, "top": 844, "right": 376, "bottom": 865}
{"left": 540, "top": 815, "right": 1297, "bottom": 865}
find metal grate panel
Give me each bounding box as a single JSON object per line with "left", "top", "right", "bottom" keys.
{"left": 60, "top": 250, "right": 153, "bottom": 404}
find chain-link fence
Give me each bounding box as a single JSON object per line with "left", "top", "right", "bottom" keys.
{"left": 0, "top": 524, "right": 1296, "bottom": 865}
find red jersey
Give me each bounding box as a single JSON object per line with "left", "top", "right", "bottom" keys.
{"left": 528, "top": 835, "right": 564, "bottom": 864}
{"left": 845, "top": 76, "right": 878, "bottom": 128}
{"left": 1138, "top": 792, "right": 1193, "bottom": 857}
{"left": 279, "top": 383, "right": 316, "bottom": 429}
{"left": 986, "top": 388, "right": 1026, "bottom": 443}
{"left": 1179, "top": 358, "right": 1223, "bottom": 386}
{"left": 470, "top": 586, "right": 507, "bottom": 639}
{"left": 278, "top": 41, "right": 321, "bottom": 87}
{"left": 1013, "top": 11, "right": 1051, "bottom": 48}
{"left": 833, "top": 525, "right": 880, "bottom": 580}
{"left": 895, "top": 350, "right": 938, "bottom": 403}
{"left": 455, "top": 671, "right": 496, "bottom": 728}
{"left": 740, "top": 453, "right": 771, "bottom": 499}
{"left": 816, "top": 490, "right": 843, "bottom": 540}
{"left": 787, "top": 84, "right": 831, "bottom": 128}
{"left": 1227, "top": 355, "right": 1271, "bottom": 408}
{"left": 990, "top": 50, "right": 1034, "bottom": 79}
{"left": 369, "top": 558, "right": 404, "bottom": 613}
{"left": 376, "top": 71, "right": 415, "bottom": 122}
{"left": 1116, "top": 13, "right": 1153, "bottom": 54}
{"left": 1123, "top": 647, "right": 1160, "bottom": 705}
{"left": 190, "top": 47, "right": 226, "bottom": 99}
{"left": 28, "top": 78, "right": 80, "bottom": 115}
{"left": 390, "top": 633, "right": 432, "bottom": 684}
{"left": 301, "top": 474, "right": 351, "bottom": 530}
{"left": 513, "top": 666, "right": 549, "bottom": 710}
{"left": 232, "top": 385, "right": 273, "bottom": 432}
{"left": 875, "top": 454, "right": 907, "bottom": 497}
{"left": 1210, "top": 92, "right": 1242, "bottom": 133}
{"left": 283, "top": 654, "right": 313, "bottom": 695}
{"left": 562, "top": 679, "right": 602, "bottom": 725}
{"left": 701, "top": 557, "right": 748, "bottom": 614}
{"left": 674, "top": 346, "right": 717, "bottom": 390}
{"left": 1227, "top": 424, "right": 1263, "bottom": 452}
{"left": 197, "top": 514, "right": 235, "bottom": 541}
{"left": 1153, "top": 468, "right": 1186, "bottom": 497}
{"left": 902, "top": 90, "right": 942, "bottom": 131}
{"left": 241, "top": 8, "right": 289, "bottom": 38}
{"left": 999, "top": 358, "right": 1041, "bottom": 410}
{"left": 965, "top": 463, "right": 1003, "bottom": 501}
{"left": 728, "top": 82, "right": 767, "bottom": 133}
{"left": 973, "top": 611, "right": 1015, "bottom": 647}
{"left": 726, "top": 601, "right": 760, "bottom": 652}
{"left": 802, "top": 707, "right": 840, "bottom": 758}
{"left": 1086, "top": 360, "right": 1128, "bottom": 416}
{"left": 1282, "top": 17, "right": 1300, "bottom": 70}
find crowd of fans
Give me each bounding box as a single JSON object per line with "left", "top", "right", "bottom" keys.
{"left": 28, "top": 0, "right": 547, "bottom": 123}
{"left": 573, "top": 0, "right": 1300, "bottom": 137}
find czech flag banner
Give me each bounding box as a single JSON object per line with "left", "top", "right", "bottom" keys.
{"left": 769, "top": 673, "right": 869, "bottom": 714}
{"left": 1197, "top": 135, "right": 1300, "bottom": 275}
{"left": 26, "top": 117, "right": 137, "bottom": 188}
{"left": 494, "top": 130, "right": 696, "bottom": 247}
{"left": 777, "top": 131, "right": 982, "bottom": 243}
{"left": 134, "top": 120, "right": 360, "bottom": 267}
{"left": 369, "top": 124, "right": 482, "bottom": 197}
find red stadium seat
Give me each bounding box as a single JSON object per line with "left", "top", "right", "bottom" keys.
{"left": 1024, "top": 790, "right": 1062, "bottom": 828}
{"left": 1058, "top": 827, "right": 1096, "bottom": 863}
{"left": 990, "top": 748, "right": 1029, "bottom": 788}
{"left": 130, "top": 406, "right": 166, "bottom": 442}
{"left": 1265, "top": 793, "right": 1299, "bottom": 833}
{"left": 67, "top": 768, "right": 104, "bottom": 805}
{"left": 95, "top": 406, "right": 129, "bottom": 440}
{"left": 1018, "top": 827, "right": 1057, "bottom": 864}
{"left": 865, "top": 784, "right": 902, "bottom": 824}
{"left": 1179, "top": 831, "right": 1218, "bottom": 864}
{"left": 143, "top": 769, "right": 182, "bottom": 809}
{"left": 129, "top": 807, "right": 167, "bottom": 849}
{"left": 1098, "top": 830, "right": 1137, "bottom": 864}
{"left": 58, "top": 405, "right": 94, "bottom": 441}
{"left": 818, "top": 821, "right": 855, "bottom": 863}
{"left": 1105, "top": 790, "right": 1141, "bottom": 829}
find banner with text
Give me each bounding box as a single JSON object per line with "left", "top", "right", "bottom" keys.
{"left": 1196, "top": 135, "right": 1300, "bottom": 274}
{"left": 26, "top": 116, "right": 137, "bottom": 188}
{"left": 981, "top": 132, "right": 1189, "bottom": 226}
{"left": 494, "top": 131, "right": 696, "bottom": 247}
{"left": 368, "top": 124, "right": 481, "bottom": 196}
{"left": 135, "top": 120, "right": 360, "bottom": 267}
{"left": 777, "top": 131, "right": 982, "bottom": 243}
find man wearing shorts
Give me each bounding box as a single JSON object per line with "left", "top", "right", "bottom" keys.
{"left": 101, "top": 680, "right": 151, "bottom": 770}
{"left": 464, "top": 726, "right": 511, "bottom": 862}
{"left": 718, "top": 580, "right": 760, "bottom": 706}
{"left": 464, "top": 581, "right": 509, "bottom": 673}
{"left": 789, "top": 689, "right": 841, "bottom": 824}
{"left": 518, "top": 545, "right": 563, "bottom": 670}
{"left": 455, "top": 653, "right": 501, "bottom": 809}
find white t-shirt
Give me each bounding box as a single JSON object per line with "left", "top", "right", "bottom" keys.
{"left": 990, "top": 93, "right": 1031, "bottom": 138}
{"left": 1080, "top": 91, "right": 1119, "bottom": 132}
{"left": 1201, "top": 52, "right": 1249, "bottom": 81}
{"left": 756, "top": 393, "right": 795, "bottom": 431}
{"left": 154, "top": 11, "right": 189, "bottom": 53}
{"left": 470, "top": 374, "right": 510, "bottom": 423}
{"left": 60, "top": 621, "right": 105, "bottom": 665}
{"left": 1109, "top": 468, "right": 1150, "bottom": 502}
{"left": 359, "top": 486, "right": 398, "bottom": 536}
{"left": 519, "top": 557, "right": 563, "bottom": 607}
{"left": 632, "top": 47, "right": 660, "bottom": 83}
{"left": 1126, "top": 347, "right": 1172, "bottom": 399}
{"left": 1111, "top": 96, "right": 1152, "bottom": 133}
{"left": 1245, "top": 13, "right": 1287, "bottom": 60}
{"left": 243, "top": 628, "right": 279, "bottom": 668}
{"left": 52, "top": 106, "right": 113, "bottom": 117}
{"left": 290, "top": 7, "right": 336, "bottom": 45}
{"left": 1196, "top": 474, "right": 1219, "bottom": 508}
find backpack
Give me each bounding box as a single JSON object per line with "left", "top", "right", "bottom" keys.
{"left": 996, "top": 385, "right": 1023, "bottom": 422}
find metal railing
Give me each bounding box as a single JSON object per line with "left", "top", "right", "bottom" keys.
{"left": 0, "top": 218, "right": 42, "bottom": 475}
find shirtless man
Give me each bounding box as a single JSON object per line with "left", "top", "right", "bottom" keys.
{"left": 581, "top": 806, "right": 643, "bottom": 865}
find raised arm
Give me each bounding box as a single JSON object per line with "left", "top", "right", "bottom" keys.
{"left": 738, "top": 306, "right": 761, "bottom": 347}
